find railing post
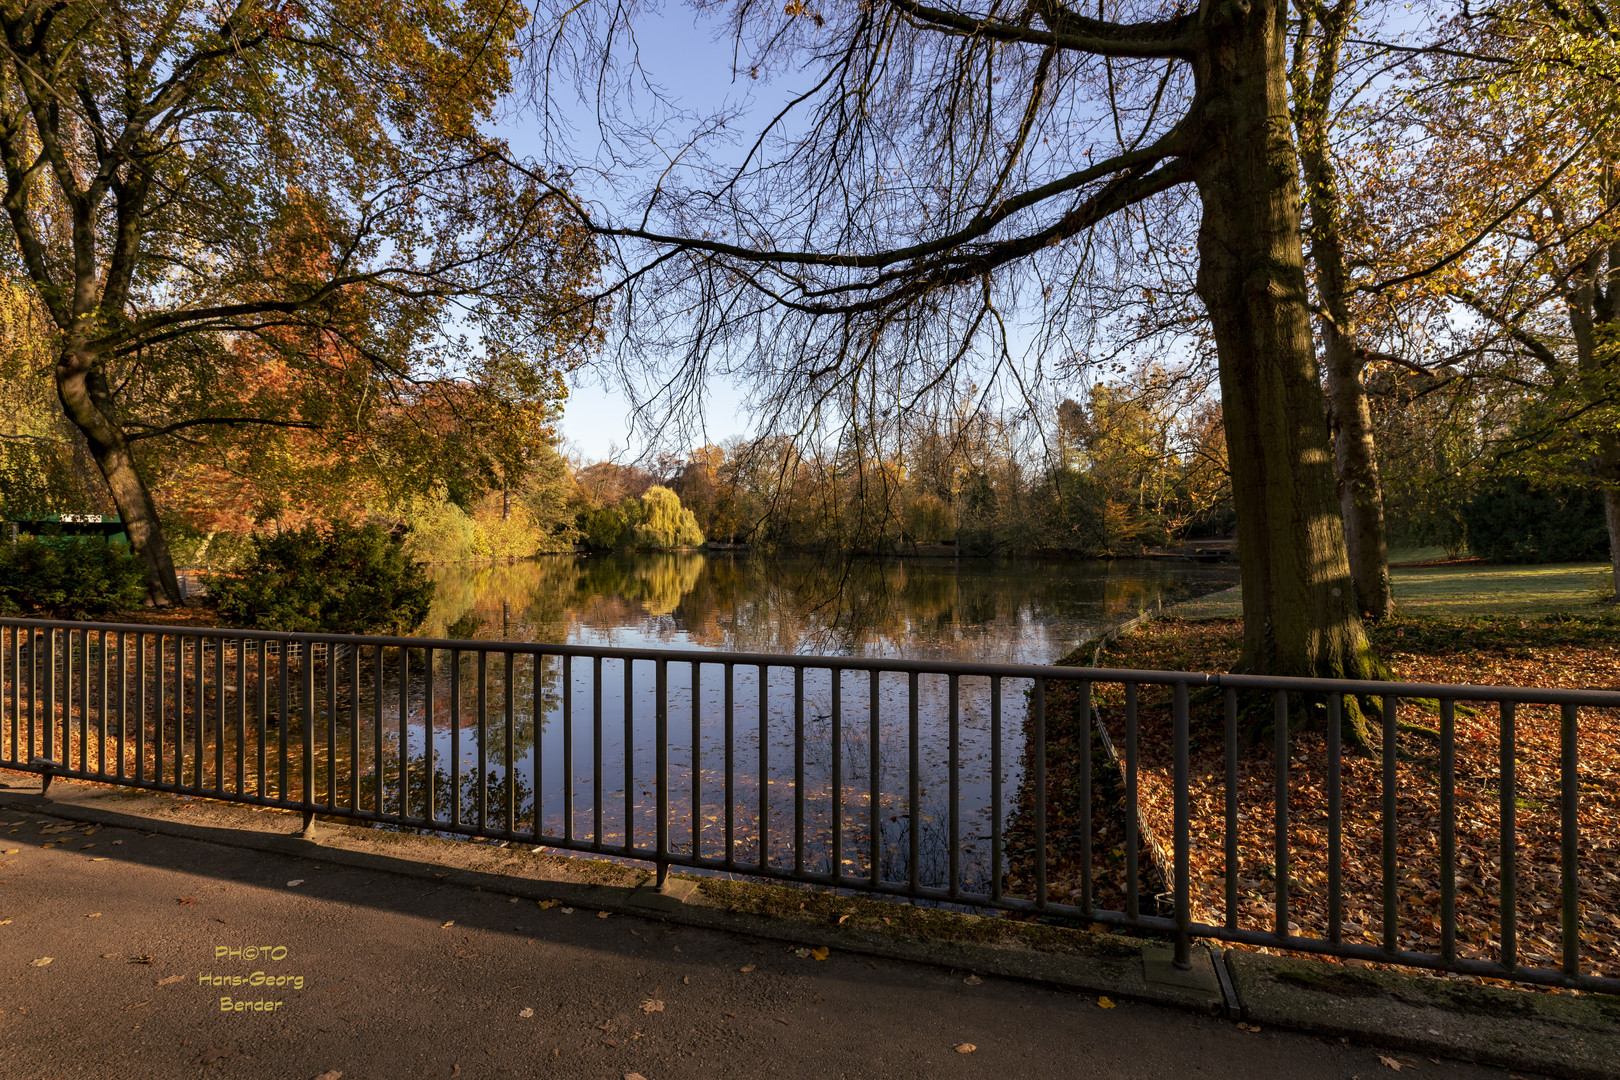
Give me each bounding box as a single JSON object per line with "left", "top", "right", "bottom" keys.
{"left": 656, "top": 659, "right": 669, "bottom": 890}
{"left": 1172, "top": 680, "right": 1191, "bottom": 969}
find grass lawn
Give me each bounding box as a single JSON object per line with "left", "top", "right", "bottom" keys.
{"left": 1170, "top": 560, "right": 1614, "bottom": 619}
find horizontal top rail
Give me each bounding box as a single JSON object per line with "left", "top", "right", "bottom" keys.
{"left": 5, "top": 615, "right": 1619, "bottom": 707}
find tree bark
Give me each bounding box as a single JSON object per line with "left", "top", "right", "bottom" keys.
{"left": 55, "top": 345, "right": 183, "bottom": 607}
{"left": 1191, "top": 0, "right": 1379, "bottom": 700}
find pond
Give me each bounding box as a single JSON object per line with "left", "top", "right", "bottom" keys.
{"left": 401, "top": 554, "right": 1238, "bottom": 894}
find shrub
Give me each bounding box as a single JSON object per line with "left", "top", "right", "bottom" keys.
{"left": 0, "top": 536, "right": 147, "bottom": 617}
{"left": 205, "top": 522, "right": 434, "bottom": 634}
{"left": 1462, "top": 476, "right": 1610, "bottom": 564}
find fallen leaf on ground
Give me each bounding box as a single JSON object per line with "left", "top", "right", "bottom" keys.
{"left": 793, "top": 948, "right": 811, "bottom": 958}
{"left": 286, "top": 880, "right": 303, "bottom": 888}
{"left": 538, "top": 900, "right": 559, "bottom": 909}
{"left": 1237, "top": 1022, "right": 1262, "bottom": 1033}
{"left": 955, "top": 1043, "right": 977, "bottom": 1054}
{"left": 92, "top": 857, "right": 109, "bottom": 862}
{"left": 519, "top": 1007, "right": 534, "bottom": 1018}
{"left": 1379, "top": 1057, "right": 1407, "bottom": 1071}
{"left": 157, "top": 975, "right": 185, "bottom": 986}
{"left": 199, "top": 1046, "right": 233, "bottom": 1064}
{"left": 128, "top": 955, "right": 153, "bottom": 964}
{"left": 2, "top": 849, "right": 16, "bottom": 855}
{"left": 1097, "top": 996, "right": 1115, "bottom": 1008}
{"left": 440, "top": 921, "right": 455, "bottom": 929}
{"left": 561, "top": 907, "right": 574, "bottom": 914}
{"left": 314, "top": 1071, "right": 343, "bottom": 1080}
{"left": 112, "top": 840, "right": 122, "bottom": 845}
{"left": 597, "top": 911, "right": 610, "bottom": 919}
{"left": 176, "top": 897, "right": 196, "bottom": 905}
{"left": 774, "top": 1017, "right": 789, "bottom": 1025}
{"left": 85, "top": 913, "right": 101, "bottom": 918}
{"left": 125, "top": 1000, "right": 150, "bottom": 1010}
{"left": 964, "top": 975, "right": 983, "bottom": 986}
{"left": 810, "top": 946, "right": 829, "bottom": 961}
{"left": 739, "top": 964, "right": 756, "bottom": 973}
{"left": 29, "top": 957, "right": 51, "bottom": 967}
{"left": 723, "top": 1011, "right": 738, "bottom": 1018}
{"left": 625, "top": 1073, "right": 648, "bottom": 1080}
{"left": 640, "top": 999, "right": 665, "bottom": 1013}
{"left": 837, "top": 914, "right": 850, "bottom": 924}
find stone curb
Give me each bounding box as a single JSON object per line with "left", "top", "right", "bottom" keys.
{"left": 4, "top": 776, "right": 1616, "bottom": 1079}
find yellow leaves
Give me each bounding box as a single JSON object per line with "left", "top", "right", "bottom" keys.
{"left": 1097, "top": 996, "right": 1115, "bottom": 1008}
{"left": 440, "top": 921, "right": 455, "bottom": 929}
{"left": 954, "top": 1042, "right": 977, "bottom": 1053}
{"left": 537, "top": 899, "right": 559, "bottom": 909}
{"left": 29, "top": 957, "right": 52, "bottom": 967}
{"left": 811, "top": 946, "right": 829, "bottom": 961}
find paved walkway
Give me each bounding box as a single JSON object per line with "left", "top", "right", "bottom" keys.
{"left": 0, "top": 808, "right": 1537, "bottom": 1080}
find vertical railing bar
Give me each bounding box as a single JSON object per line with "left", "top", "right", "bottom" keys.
{"left": 194, "top": 633, "right": 205, "bottom": 789}
{"left": 504, "top": 650, "right": 516, "bottom": 835}
{"left": 563, "top": 654, "right": 575, "bottom": 845}
{"left": 256, "top": 640, "right": 267, "bottom": 798}
{"left": 236, "top": 640, "right": 246, "bottom": 796}
{"left": 724, "top": 661, "right": 735, "bottom": 864}
{"left": 154, "top": 633, "right": 165, "bottom": 788}
{"left": 1560, "top": 702, "right": 1580, "bottom": 979}
{"left": 947, "top": 672, "right": 959, "bottom": 899}
{"left": 9, "top": 626, "right": 19, "bottom": 767}
{"left": 832, "top": 668, "right": 843, "bottom": 881}
{"left": 401, "top": 646, "right": 412, "bottom": 821}
{"left": 1274, "top": 689, "right": 1289, "bottom": 940}
{"left": 1500, "top": 700, "right": 1517, "bottom": 972}
{"left": 1328, "top": 694, "right": 1343, "bottom": 945}
{"left": 354, "top": 645, "right": 366, "bottom": 814}
{"left": 325, "top": 642, "right": 337, "bottom": 808}
{"left": 277, "top": 639, "right": 289, "bottom": 802}
{"left": 1080, "top": 679, "right": 1093, "bottom": 915}
{"left": 175, "top": 634, "right": 186, "bottom": 787}
{"left": 73, "top": 628, "right": 83, "bottom": 772}
{"left": 1172, "top": 680, "right": 1191, "bottom": 968}
{"left": 794, "top": 664, "right": 805, "bottom": 877}
{"left": 450, "top": 649, "right": 461, "bottom": 827}
{"left": 656, "top": 659, "right": 669, "bottom": 880}
{"left": 477, "top": 649, "right": 488, "bottom": 832}
{"left": 990, "top": 676, "right": 1003, "bottom": 905}
{"left": 302, "top": 640, "right": 315, "bottom": 812}
{"left": 691, "top": 661, "right": 702, "bottom": 860}
{"left": 907, "top": 671, "right": 919, "bottom": 895}
{"left": 1439, "top": 698, "right": 1456, "bottom": 962}
{"left": 1033, "top": 678, "right": 1047, "bottom": 911}
{"left": 375, "top": 646, "right": 387, "bottom": 816}
{"left": 533, "top": 653, "right": 543, "bottom": 840}
{"left": 116, "top": 631, "right": 127, "bottom": 780}
{"left": 759, "top": 663, "right": 769, "bottom": 871}
{"left": 592, "top": 656, "right": 602, "bottom": 847}
{"left": 1382, "top": 694, "right": 1398, "bottom": 953}
{"left": 97, "top": 629, "right": 108, "bottom": 775}
{"left": 869, "top": 669, "right": 881, "bottom": 890}
{"left": 623, "top": 657, "right": 634, "bottom": 853}
{"left": 1126, "top": 682, "right": 1140, "bottom": 921}
{"left": 1224, "top": 687, "right": 1238, "bottom": 930}
{"left": 137, "top": 634, "right": 147, "bottom": 785}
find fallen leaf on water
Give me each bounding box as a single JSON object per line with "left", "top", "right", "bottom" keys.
{"left": 964, "top": 975, "right": 983, "bottom": 986}
{"left": 1097, "top": 996, "right": 1115, "bottom": 1008}
{"left": 640, "top": 999, "right": 665, "bottom": 1013}
{"left": 157, "top": 974, "right": 185, "bottom": 986}
{"left": 739, "top": 964, "right": 756, "bottom": 973}
{"left": 519, "top": 1007, "right": 534, "bottom": 1018}
{"left": 810, "top": 947, "right": 829, "bottom": 961}
{"left": 955, "top": 1043, "right": 977, "bottom": 1054}
{"left": 29, "top": 957, "right": 51, "bottom": 967}
{"left": 286, "top": 880, "right": 303, "bottom": 888}
{"left": 440, "top": 921, "right": 455, "bottom": 929}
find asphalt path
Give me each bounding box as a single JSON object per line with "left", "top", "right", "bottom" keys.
{"left": 0, "top": 812, "right": 1538, "bottom": 1080}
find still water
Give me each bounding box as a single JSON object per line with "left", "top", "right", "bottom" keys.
{"left": 392, "top": 554, "right": 1237, "bottom": 894}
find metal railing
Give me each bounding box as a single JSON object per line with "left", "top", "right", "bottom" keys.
{"left": 2, "top": 616, "right": 1617, "bottom": 993}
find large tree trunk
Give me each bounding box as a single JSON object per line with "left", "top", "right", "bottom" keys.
{"left": 55, "top": 346, "right": 183, "bottom": 607}
{"left": 1323, "top": 313, "right": 1395, "bottom": 619}
{"left": 1190, "top": 0, "right": 1379, "bottom": 697}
